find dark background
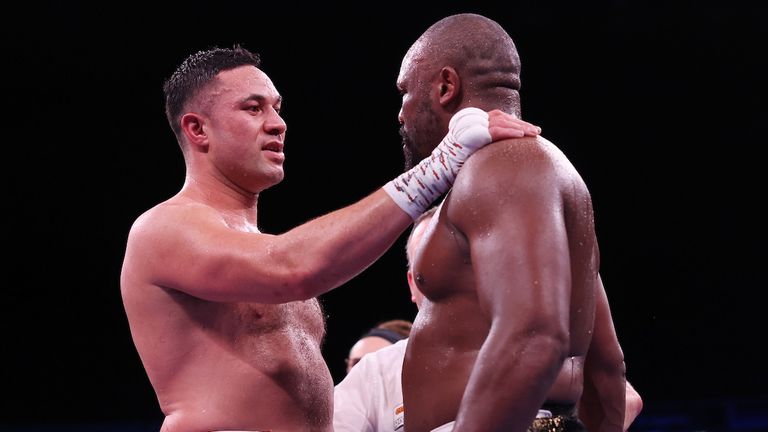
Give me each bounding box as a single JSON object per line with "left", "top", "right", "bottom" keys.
{"left": 4, "top": 1, "right": 766, "bottom": 430}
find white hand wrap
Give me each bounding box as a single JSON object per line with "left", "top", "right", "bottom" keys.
{"left": 383, "top": 107, "right": 491, "bottom": 220}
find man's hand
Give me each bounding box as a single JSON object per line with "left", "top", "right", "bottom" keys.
{"left": 487, "top": 109, "right": 541, "bottom": 140}
{"left": 383, "top": 107, "right": 541, "bottom": 220}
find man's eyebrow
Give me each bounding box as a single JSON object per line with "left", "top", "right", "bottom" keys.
{"left": 241, "top": 94, "right": 283, "bottom": 105}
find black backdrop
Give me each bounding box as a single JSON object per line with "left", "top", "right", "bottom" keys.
{"left": 4, "top": 1, "right": 766, "bottom": 427}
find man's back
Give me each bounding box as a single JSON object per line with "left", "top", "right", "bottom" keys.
{"left": 403, "top": 136, "right": 599, "bottom": 431}
{"left": 121, "top": 197, "right": 333, "bottom": 432}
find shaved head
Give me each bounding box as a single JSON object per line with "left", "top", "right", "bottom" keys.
{"left": 396, "top": 13, "right": 525, "bottom": 166}
{"left": 409, "top": 13, "right": 522, "bottom": 116}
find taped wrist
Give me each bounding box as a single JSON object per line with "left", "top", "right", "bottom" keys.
{"left": 383, "top": 107, "right": 491, "bottom": 219}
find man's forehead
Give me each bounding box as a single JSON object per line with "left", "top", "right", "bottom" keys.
{"left": 398, "top": 43, "right": 428, "bottom": 83}
{"left": 397, "top": 56, "right": 416, "bottom": 86}
{"left": 215, "top": 65, "right": 281, "bottom": 100}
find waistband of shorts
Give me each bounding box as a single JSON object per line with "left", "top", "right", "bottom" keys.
{"left": 540, "top": 403, "right": 577, "bottom": 417}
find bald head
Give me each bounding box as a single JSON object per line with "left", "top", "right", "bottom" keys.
{"left": 405, "top": 13, "right": 522, "bottom": 116}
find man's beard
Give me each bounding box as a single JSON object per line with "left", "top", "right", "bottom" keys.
{"left": 399, "top": 125, "right": 416, "bottom": 170}
{"left": 399, "top": 104, "right": 441, "bottom": 171}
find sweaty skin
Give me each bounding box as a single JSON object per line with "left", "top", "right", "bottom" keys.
{"left": 122, "top": 60, "right": 541, "bottom": 431}
{"left": 403, "top": 137, "right": 603, "bottom": 431}
{"left": 395, "top": 12, "right": 626, "bottom": 431}
{"left": 123, "top": 282, "right": 331, "bottom": 431}
{"left": 121, "top": 66, "right": 402, "bottom": 432}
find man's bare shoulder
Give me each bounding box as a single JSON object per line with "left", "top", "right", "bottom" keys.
{"left": 122, "top": 197, "right": 227, "bottom": 280}
{"left": 447, "top": 135, "right": 577, "bottom": 225}
{"left": 127, "top": 196, "right": 218, "bottom": 241}
{"left": 454, "top": 136, "right": 563, "bottom": 192}
{"left": 468, "top": 135, "right": 563, "bottom": 167}
{"left": 120, "top": 195, "right": 251, "bottom": 302}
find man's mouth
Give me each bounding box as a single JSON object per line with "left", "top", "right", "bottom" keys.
{"left": 263, "top": 142, "right": 284, "bottom": 153}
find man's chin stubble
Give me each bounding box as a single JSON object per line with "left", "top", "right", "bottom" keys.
{"left": 402, "top": 141, "right": 415, "bottom": 171}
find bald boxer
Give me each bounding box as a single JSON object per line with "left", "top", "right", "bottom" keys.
{"left": 396, "top": 14, "right": 628, "bottom": 431}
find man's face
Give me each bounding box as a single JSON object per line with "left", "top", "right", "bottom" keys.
{"left": 345, "top": 336, "right": 393, "bottom": 374}
{"left": 200, "top": 66, "right": 287, "bottom": 193}
{"left": 397, "top": 47, "right": 443, "bottom": 170}
{"left": 398, "top": 98, "right": 439, "bottom": 170}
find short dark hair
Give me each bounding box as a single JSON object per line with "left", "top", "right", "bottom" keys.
{"left": 163, "top": 44, "right": 261, "bottom": 139}
{"left": 361, "top": 319, "right": 413, "bottom": 343}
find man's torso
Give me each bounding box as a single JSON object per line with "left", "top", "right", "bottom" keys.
{"left": 121, "top": 201, "right": 334, "bottom": 431}
{"left": 402, "top": 138, "right": 597, "bottom": 430}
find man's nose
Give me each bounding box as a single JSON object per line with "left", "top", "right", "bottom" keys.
{"left": 265, "top": 108, "right": 287, "bottom": 135}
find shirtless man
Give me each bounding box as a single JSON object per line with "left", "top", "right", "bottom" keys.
{"left": 397, "top": 14, "right": 627, "bottom": 431}
{"left": 334, "top": 209, "right": 641, "bottom": 431}
{"left": 119, "top": 45, "right": 540, "bottom": 431}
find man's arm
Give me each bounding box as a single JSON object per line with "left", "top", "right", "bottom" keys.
{"left": 125, "top": 191, "right": 410, "bottom": 304}
{"left": 578, "top": 275, "right": 631, "bottom": 432}
{"left": 624, "top": 381, "right": 643, "bottom": 430}
{"left": 448, "top": 139, "right": 572, "bottom": 431}
{"left": 124, "top": 110, "right": 541, "bottom": 304}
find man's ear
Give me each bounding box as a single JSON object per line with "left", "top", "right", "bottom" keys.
{"left": 437, "top": 66, "right": 461, "bottom": 107}
{"left": 180, "top": 112, "right": 209, "bottom": 152}
{"left": 406, "top": 270, "right": 418, "bottom": 304}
